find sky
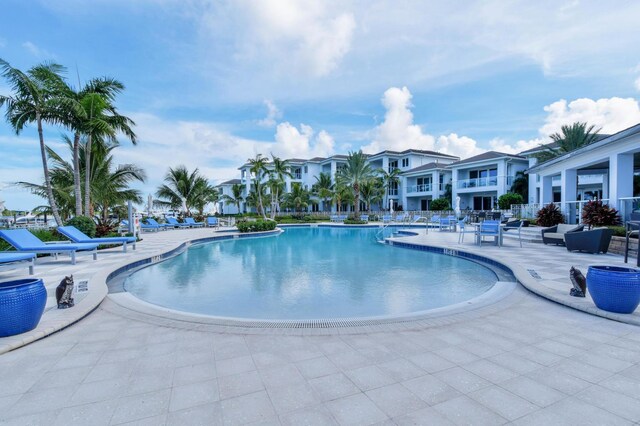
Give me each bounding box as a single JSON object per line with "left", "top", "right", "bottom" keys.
{"left": 1, "top": 0, "right": 640, "bottom": 210}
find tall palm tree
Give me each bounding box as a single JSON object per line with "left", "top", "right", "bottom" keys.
{"left": 332, "top": 184, "right": 353, "bottom": 214}
{"left": 247, "top": 154, "right": 269, "bottom": 219}
{"left": 378, "top": 167, "right": 402, "bottom": 212}
{"left": 221, "top": 183, "right": 245, "bottom": 214}
{"left": 360, "top": 178, "right": 384, "bottom": 212}
{"left": 246, "top": 183, "right": 268, "bottom": 215}
{"left": 0, "top": 59, "right": 74, "bottom": 225}
{"left": 155, "top": 166, "right": 213, "bottom": 216}
{"left": 335, "top": 150, "right": 376, "bottom": 218}
{"left": 78, "top": 92, "right": 136, "bottom": 217}
{"left": 312, "top": 172, "right": 334, "bottom": 212}
{"left": 63, "top": 76, "right": 131, "bottom": 216}
{"left": 269, "top": 155, "right": 291, "bottom": 219}
{"left": 536, "top": 122, "right": 601, "bottom": 162}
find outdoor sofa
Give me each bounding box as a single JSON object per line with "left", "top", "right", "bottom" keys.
{"left": 541, "top": 224, "right": 584, "bottom": 246}
{"left": 564, "top": 228, "right": 614, "bottom": 254}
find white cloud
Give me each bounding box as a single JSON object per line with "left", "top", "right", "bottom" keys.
{"left": 22, "top": 41, "right": 55, "bottom": 59}
{"left": 539, "top": 97, "right": 640, "bottom": 136}
{"left": 436, "top": 134, "right": 484, "bottom": 159}
{"left": 256, "top": 99, "right": 282, "bottom": 128}
{"left": 273, "top": 122, "right": 335, "bottom": 158}
{"left": 634, "top": 76, "right": 640, "bottom": 92}
{"left": 488, "top": 137, "right": 546, "bottom": 155}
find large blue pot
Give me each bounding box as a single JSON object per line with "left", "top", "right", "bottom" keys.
{"left": 587, "top": 266, "right": 640, "bottom": 314}
{"left": 0, "top": 278, "right": 47, "bottom": 337}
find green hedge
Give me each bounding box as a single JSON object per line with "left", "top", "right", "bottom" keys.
{"left": 65, "top": 216, "right": 96, "bottom": 237}
{"left": 236, "top": 220, "right": 277, "bottom": 233}
{"left": 429, "top": 198, "right": 451, "bottom": 211}
{"left": 344, "top": 219, "right": 367, "bottom": 225}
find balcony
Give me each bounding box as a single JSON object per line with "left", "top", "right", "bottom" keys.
{"left": 406, "top": 183, "right": 432, "bottom": 194}
{"left": 387, "top": 188, "right": 398, "bottom": 196}
{"left": 456, "top": 176, "right": 499, "bottom": 189}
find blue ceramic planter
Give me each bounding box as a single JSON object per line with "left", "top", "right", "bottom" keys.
{"left": 587, "top": 266, "right": 640, "bottom": 314}
{"left": 0, "top": 278, "right": 47, "bottom": 337}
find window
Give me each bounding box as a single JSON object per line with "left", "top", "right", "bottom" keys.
{"left": 304, "top": 166, "right": 308, "bottom": 174}
{"left": 388, "top": 181, "right": 399, "bottom": 195}
{"left": 401, "top": 158, "right": 409, "bottom": 168}
{"left": 388, "top": 160, "right": 398, "bottom": 172}
{"left": 293, "top": 168, "right": 302, "bottom": 179}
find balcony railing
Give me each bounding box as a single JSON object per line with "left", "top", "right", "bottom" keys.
{"left": 456, "top": 176, "right": 500, "bottom": 189}
{"left": 406, "top": 183, "right": 432, "bottom": 193}
{"left": 387, "top": 188, "right": 398, "bottom": 196}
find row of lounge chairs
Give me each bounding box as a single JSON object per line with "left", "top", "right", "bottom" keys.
{"left": 140, "top": 217, "right": 219, "bottom": 231}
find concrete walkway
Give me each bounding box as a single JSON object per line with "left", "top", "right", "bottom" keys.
{"left": 1, "top": 226, "right": 640, "bottom": 425}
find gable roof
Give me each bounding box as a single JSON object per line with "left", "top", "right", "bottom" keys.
{"left": 402, "top": 162, "right": 449, "bottom": 174}
{"left": 518, "top": 134, "right": 610, "bottom": 156}
{"left": 218, "top": 179, "right": 242, "bottom": 185}
{"left": 368, "top": 149, "right": 458, "bottom": 159}
{"left": 448, "top": 151, "right": 525, "bottom": 167}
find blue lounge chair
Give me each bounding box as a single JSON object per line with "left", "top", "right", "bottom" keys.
{"left": 478, "top": 220, "right": 501, "bottom": 246}
{"left": 439, "top": 215, "right": 456, "bottom": 231}
{"left": 360, "top": 214, "right": 369, "bottom": 222}
{"left": 0, "top": 252, "right": 36, "bottom": 275}
{"left": 206, "top": 217, "right": 219, "bottom": 228}
{"left": 58, "top": 226, "right": 136, "bottom": 253}
{"left": 430, "top": 214, "right": 441, "bottom": 227}
{"left": 0, "top": 229, "right": 98, "bottom": 265}
{"left": 338, "top": 215, "right": 347, "bottom": 223}
{"left": 144, "top": 218, "right": 170, "bottom": 231}
{"left": 382, "top": 215, "right": 392, "bottom": 224}
{"left": 165, "top": 217, "right": 190, "bottom": 228}
{"left": 184, "top": 217, "right": 204, "bottom": 228}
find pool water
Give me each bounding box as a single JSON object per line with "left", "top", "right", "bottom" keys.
{"left": 124, "top": 227, "right": 498, "bottom": 320}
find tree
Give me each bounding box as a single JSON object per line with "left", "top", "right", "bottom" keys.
{"left": 312, "top": 172, "right": 333, "bottom": 212}
{"left": 378, "top": 167, "right": 402, "bottom": 212}
{"left": 536, "top": 122, "right": 600, "bottom": 163}
{"left": 246, "top": 184, "right": 268, "bottom": 215}
{"left": 0, "top": 59, "right": 75, "bottom": 225}
{"left": 268, "top": 155, "right": 291, "bottom": 219}
{"left": 332, "top": 184, "right": 353, "bottom": 213}
{"left": 247, "top": 154, "right": 269, "bottom": 219}
{"left": 63, "top": 76, "right": 132, "bottom": 217}
{"left": 510, "top": 170, "right": 528, "bottom": 201}
{"left": 430, "top": 198, "right": 451, "bottom": 211}
{"left": 283, "top": 183, "right": 312, "bottom": 212}
{"left": 359, "top": 178, "right": 384, "bottom": 212}
{"left": 336, "top": 150, "right": 376, "bottom": 218}
{"left": 497, "top": 193, "right": 524, "bottom": 210}
{"left": 155, "top": 166, "right": 214, "bottom": 216}
{"left": 221, "top": 183, "right": 245, "bottom": 213}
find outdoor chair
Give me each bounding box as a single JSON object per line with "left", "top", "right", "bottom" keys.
{"left": 330, "top": 215, "right": 339, "bottom": 223}
{"left": 541, "top": 224, "right": 584, "bottom": 246}
{"left": 457, "top": 219, "right": 476, "bottom": 244}
{"left": 439, "top": 215, "right": 456, "bottom": 231}
{"left": 430, "top": 214, "right": 441, "bottom": 227}
{"left": 338, "top": 215, "right": 347, "bottom": 223}
{"left": 144, "top": 218, "right": 170, "bottom": 231}
{"left": 0, "top": 252, "right": 36, "bottom": 275}
{"left": 564, "top": 228, "right": 614, "bottom": 254}
{"left": 206, "top": 217, "right": 219, "bottom": 228}
{"left": 477, "top": 220, "right": 501, "bottom": 246}
{"left": 502, "top": 220, "right": 524, "bottom": 248}
{"left": 360, "top": 214, "right": 369, "bottom": 222}
{"left": 0, "top": 229, "right": 98, "bottom": 265}
{"left": 165, "top": 217, "right": 190, "bottom": 228}
{"left": 382, "top": 215, "right": 392, "bottom": 224}
{"left": 184, "top": 217, "right": 204, "bottom": 228}
{"left": 58, "top": 226, "right": 136, "bottom": 252}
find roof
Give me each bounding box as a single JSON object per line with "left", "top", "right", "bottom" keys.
{"left": 518, "top": 134, "right": 610, "bottom": 156}
{"left": 218, "top": 179, "right": 242, "bottom": 185}
{"left": 402, "top": 162, "right": 448, "bottom": 174}
{"left": 447, "top": 151, "right": 526, "bottom": 167}
{"left": 528, "top": 123, "right": 640, "bottom": 173}
{"left": 307, "top": 157, "right": 326, "bottom": 162}
{"left": 286, "top": 158, "right": 307, "bottom": 163}
{"left": 368, "top": 149, "right": 458, "bottom": 159}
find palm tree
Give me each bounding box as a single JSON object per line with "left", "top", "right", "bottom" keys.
{"left": 0, "top": 59, "right": 74, "bottom": 225}
{"left": 269, "top": 155, "right": 291, "bottom": 219}
{"left": 246, "top": 183, "right": 268, "bottom": 215}
{"left": 536, "top": 122, "right": 601, "bottom": 162}
{"left": 155, "top": 166, "right": 213, "bottom": 216}
{"left": 283, "top": 183, "right": 312, "bottom": 213}
{"left": 332, "top": 184, "right": 353, "bottom": 214}
{"left": 378, "top": 167, "right": 402, "bottom": 212}
{"left": 78, "top": 92, "right": 136, "bottom": 217}
{"left": 360, "top": 178, "right": 384, "bottom": 212}
{"left": 221, "top": 183, "right": 245, "bottom": 214}
{"left": 63, "top": 76, "right": 131, "bottom": 216}
{"left": 312, "top": 172, "right": 334, "bottom": 212}
{"left": 335, "top": 150, "right": 376, "bottom": 218}
{"left": 510, "top": 170, "right": 528, "bottom": 201}
{"left": 247, "top": 154, "right": 269, "bottom": 218}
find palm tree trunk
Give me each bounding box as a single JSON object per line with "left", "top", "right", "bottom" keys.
{"left": 354, "top": 190, "right": 360, "bottom": 219}
{"left": 72, "top": 132, "right": 83, "bottom": 216}
{"left": 37, "top": 115, "right": 63, "bottom": 226}
{"left": 84, "top": 135, "right": 92, "bottom": 217}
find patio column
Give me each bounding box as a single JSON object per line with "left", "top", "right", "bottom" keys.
{"left": 451, "top": 169, "right": 459, "bottom": 211}
{"left": 540, "top": 175, "right": 553, "bottom": 204}
{"left": 560, "top": 169, "right": 577, "bottom": 224}
{"left": 330, "top": 161, "right": 337, "bottom": 184}
{"left": 608, "top": 153, "right": 634, "bottom": 208}
{"left": 401, "top": 176, "right": 408, "bottom": 211}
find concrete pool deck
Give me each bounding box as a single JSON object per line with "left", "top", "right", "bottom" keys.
{"left": 1, "top": 224, "right": 640, "bottom": 425}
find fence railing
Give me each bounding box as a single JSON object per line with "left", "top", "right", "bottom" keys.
{"left": 406, "top": 184, "right": 432, "bottom": 194}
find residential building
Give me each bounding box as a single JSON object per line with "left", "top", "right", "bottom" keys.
{"left": 449, "top": 151, "right": 528, "bottom": 211}
{"left": 215, "top": 179, "right": 244, "bottom": 214}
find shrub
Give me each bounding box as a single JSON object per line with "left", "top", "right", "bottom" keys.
{"left": 344, "top": 219, "right": 367, "bottom": 224}
{"left": 581, "top": 200, "right": 621, "bottom": 228}
{"left": 64, "top": 216, "right": 96, "bottom": 237}
{"left": 607, "top": 226, "right": 634, "bottom": 238}
{"left": 236, "top": 219, "right": 277, "bottom": 233}
{"left": 429, "top": 198, "right": 451, "bottom": 211}
{"left": 498, "top": 193, "right": 524, "bottom": 210}
{"left": 536, "top": 203, "right": 564, "bottom": 227}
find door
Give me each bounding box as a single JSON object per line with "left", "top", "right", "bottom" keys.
{"left": 421, "top": 199, "right": 429, "bottom": 210}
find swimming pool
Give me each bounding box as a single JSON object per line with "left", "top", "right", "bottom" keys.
{"left": 124, "top": 227, "right": 501, "bottom": 320}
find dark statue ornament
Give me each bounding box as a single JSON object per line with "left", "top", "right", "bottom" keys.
{"left": 56, "top": 275, "right": 75, "bottom": 309}
{"left": 569, "top": 266, "right": 586, "bottom": 297}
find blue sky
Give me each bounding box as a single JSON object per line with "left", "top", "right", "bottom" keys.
{"left": 1, "top": 0, "right": 640, "bottom": 210}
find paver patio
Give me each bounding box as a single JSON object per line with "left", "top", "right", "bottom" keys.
{"left": 1, "top": 225, "right": 639, "bottom": 425}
